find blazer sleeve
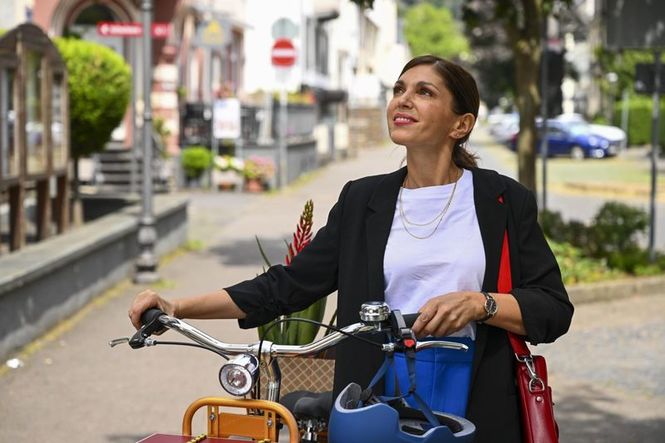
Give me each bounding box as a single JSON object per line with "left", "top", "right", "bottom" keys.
{"left": 509, "top": 188, "right": 574, "bottom": 345}
{"left": 225, "top": 181, "right": 351, "bottom": 328}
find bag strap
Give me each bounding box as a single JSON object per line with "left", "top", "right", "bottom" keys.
{"left": 496, "top": 197, "right": 532, "bottom": 358}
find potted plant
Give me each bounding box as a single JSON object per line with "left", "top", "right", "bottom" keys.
{"left": 243, "top": 155, "right": 275, "bottom": 192}
{"left": 213, "top": 155, "right": 244, "bottom": 190}
{"left": 255, "top": 200, "right": 335, "bottom": 396}
{"left": 181, "top": 145, "right": 212, "bottom": 187}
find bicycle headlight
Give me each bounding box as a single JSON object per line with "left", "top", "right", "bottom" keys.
{"left": 219, "top": 354, "right": 259, "bottom": 396}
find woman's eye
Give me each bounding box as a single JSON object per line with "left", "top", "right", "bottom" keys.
{"left": 419, "top": 88, "right": 432, "bottom": 96}
{"left": 393, "top": 86, "right": 404, "bottom": 95}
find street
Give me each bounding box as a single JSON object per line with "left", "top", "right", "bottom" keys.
{"left": 1, "top": 137, "right": 664, "bottom": 442}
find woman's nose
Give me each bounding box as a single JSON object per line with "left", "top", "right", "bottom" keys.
{"left": 397, "top": 90, "right": 413, "bottom": 108}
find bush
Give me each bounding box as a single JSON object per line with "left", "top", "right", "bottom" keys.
{"left": 181, "top": 146, "right": 212, "bottom": 179}
{"left": 587, "top": 202, "right": 648, "bottom": 259}
{"left": 540, "top": 210, "right": 590, "bottom": 249}
{"left": 548, "top": 240, "right": 624, "bottom": 285}
{"left": 54, "top": 38, "right": 131, "bottom": 159}
{"left": 613, "top": 96, "right": 665, "bottom": 146}
{"left": 541, "top": 203, "right": 662, "bottom": 275}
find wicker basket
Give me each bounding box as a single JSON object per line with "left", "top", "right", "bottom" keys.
{"left": 258, "top": 356, "right": 335, "bottom": 398}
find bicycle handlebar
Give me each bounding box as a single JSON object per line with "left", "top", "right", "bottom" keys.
{"left": 131, "top": 309, "right": 467, "bottom": 357}
{"left": 112, "top": 303, "right": 469, "bottom": 402}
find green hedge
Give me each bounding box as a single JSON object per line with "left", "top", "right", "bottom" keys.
{"left": 614, "top": 96, "right": 665, "bottom": 146}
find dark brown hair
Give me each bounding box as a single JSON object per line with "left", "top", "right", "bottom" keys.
{"left": 400, "top": 55, "right": 479, "bottom": 169}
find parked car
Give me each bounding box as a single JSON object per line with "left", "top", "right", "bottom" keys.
{"left": 487, "top": 111, "right": 519, "bottom": 143}
{"left": 554, "top": 113, "right": 627, "bottom": 149}
{"left": 509, "top": 119, "right": 621, "bottom": 159}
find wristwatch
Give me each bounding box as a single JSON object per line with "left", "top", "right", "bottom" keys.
{"left": 479, "top": 291, "right": 498, "bottom": 323}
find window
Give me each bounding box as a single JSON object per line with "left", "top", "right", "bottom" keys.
{"left": 52, "top": 72, "right": 66, "bottom": 169}
{"left": 0, "top": 67, "right": 17, "bottom": 177}
{"left": 315, "top": 24, "right": 329, "bottom": 75}
{"left": 26, "top": 50, "right": 46, "bottom": 174}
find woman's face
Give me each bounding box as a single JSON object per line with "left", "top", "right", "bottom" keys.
{"left": 387, "top": 64, "right": 461, "bottom": 150}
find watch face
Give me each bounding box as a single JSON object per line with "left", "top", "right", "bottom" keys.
{"left": 487, "top": 299, "right": 497, "bottom": 315}
{"left": 485, "top": 295, "right": 497, "bottom": 316}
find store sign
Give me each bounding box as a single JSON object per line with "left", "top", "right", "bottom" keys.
{"left": 197, "top": 18, "right": 229, "bottom": 48}
{"left": 97, "top": 21, "right": 171, "bottom": 39}
{"left": 97, "top": 22, "right": 142, "bottom": 37}
{"left": 213, "top": 98, "right": 241, "bottom": 140}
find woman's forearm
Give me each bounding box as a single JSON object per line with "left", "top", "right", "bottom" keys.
{"left": 480, "top": 292, "right": 527, "bottom": 336}
{"left": 174, "top": 289, "right": 247, "bottom": 320}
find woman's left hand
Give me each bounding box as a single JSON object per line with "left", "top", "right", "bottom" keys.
{"left": 411, "top": 291, "right": 483, "bottom": 338}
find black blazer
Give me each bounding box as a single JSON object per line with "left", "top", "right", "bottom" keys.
{"left": 227, "top": 167, "right": 573, "bottom": 442}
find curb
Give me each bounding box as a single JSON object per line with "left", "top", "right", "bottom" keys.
{"left": 567, "top": 274, "right": 665, "bottom": 305}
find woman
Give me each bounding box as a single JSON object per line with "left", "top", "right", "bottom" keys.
{"left": 129, "top": 55, "right": 573, "bottom": 442}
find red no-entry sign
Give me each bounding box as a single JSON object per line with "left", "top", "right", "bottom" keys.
{"left": 271, "top": 38, "right": 296, "bottom": 67}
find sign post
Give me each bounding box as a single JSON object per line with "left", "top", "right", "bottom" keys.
{"left": 134, "top": 0, "right": 159, "bottom": 283}
{"left": 271, "top": 38, "right": 296, "bottom": 189}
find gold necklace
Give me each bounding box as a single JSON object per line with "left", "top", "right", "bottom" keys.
{"left": 397, "top": 170, "right": 460, "bottom": 239}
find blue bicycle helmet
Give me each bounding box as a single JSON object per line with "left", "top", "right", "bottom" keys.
{"left": 328, "top": 383, "right": 475, "bottom": 443}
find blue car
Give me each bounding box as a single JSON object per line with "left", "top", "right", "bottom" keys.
{"left": 509, "top": 120, "right": 620, "bottom": 159}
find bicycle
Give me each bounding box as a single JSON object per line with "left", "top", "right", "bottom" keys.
{"left": 110, "top": 302, "right": 475, "bottom": 443}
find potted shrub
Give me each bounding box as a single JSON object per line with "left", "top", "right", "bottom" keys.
{"left": 255, "top": 200, "right": 335, "bottom": 396}
{"left": 243, "top": 155, "right": 275, "bottom": 192}
{"left": 213, "top": 155, "right": 244, "bottom": 190}
{"left": 181, "top": 146, "right": 212, "bottom": 187}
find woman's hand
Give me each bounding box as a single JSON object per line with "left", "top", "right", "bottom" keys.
{"left": 128, "top": 289, "right": 177, "bottom": 330}
{"left": 411, "top": 291, "right": 484, "bottom": 338}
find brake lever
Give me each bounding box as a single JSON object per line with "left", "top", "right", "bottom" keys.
{"left": 109, "top": 337, "right": 130, "bottom": 348}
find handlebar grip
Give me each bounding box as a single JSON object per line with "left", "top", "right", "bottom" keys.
{"left": 402, "top": 313, "right": 420, "bottom": 328}
{"left": 141, "top": 308, "right": 165, "bottom": 327}
{"left": 129, "top": 308, "right": 167, "bottom": 348}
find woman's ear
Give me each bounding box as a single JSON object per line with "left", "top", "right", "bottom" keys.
{"left": 450, "top": 113, "right": 476, "bottom": 141}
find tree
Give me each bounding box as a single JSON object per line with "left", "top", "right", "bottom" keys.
{"left": 464, "top": 15, "right": 514, "bottom": 110}
{"left": 463, "top": 1, "right": 571, "bottom": 192}
{"left": 55, "top": 38, "right": 131, "bottom": 221}
{"left": 403, "top": 3, "right": 470, "bottom": 59}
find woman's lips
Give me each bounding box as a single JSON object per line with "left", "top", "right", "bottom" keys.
{"left": 393, "top": 114, "right": 417, "bottom": 126}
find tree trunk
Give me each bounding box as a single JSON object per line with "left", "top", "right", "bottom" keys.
{"left": 504, "top": 0, "right": 544, "bottom": 193}
{"left": 514, "top": 47, "right": 541, "bottom": 193}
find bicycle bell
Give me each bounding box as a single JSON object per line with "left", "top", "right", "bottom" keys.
{"left": 360, "top": 302, "right": 390, "bottom": 324}
{"left": 219, "top": 354, "right": 259, "bottom": 396}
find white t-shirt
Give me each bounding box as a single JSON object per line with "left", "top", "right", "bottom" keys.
{"left": 384, "top": 169, "right": 485, "bottom": 339}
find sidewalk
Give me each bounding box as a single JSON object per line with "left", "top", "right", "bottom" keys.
{"left": 0, "top": 142, "right": 664, "bottom": 442}
{"left": 0, "top": 144, "right": 407, "bottom": 442}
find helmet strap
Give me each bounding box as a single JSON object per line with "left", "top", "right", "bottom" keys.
{"left": 363, "top": 310, "right": 441, "bottom": 429}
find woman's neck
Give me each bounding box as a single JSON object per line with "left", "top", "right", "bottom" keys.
{"left": 404, "top": 151, "right": 460, "bottom": 189}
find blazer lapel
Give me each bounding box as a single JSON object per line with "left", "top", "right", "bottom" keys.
{"left": 365, "top": 167, "right": 407, "bottom": 302}
{"left": 470, "top": 168, "right": 508, "bottom": 386}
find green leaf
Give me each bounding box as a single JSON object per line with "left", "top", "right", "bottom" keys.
{"left": 404, "top": 3, "right": 470, "bottom": 59}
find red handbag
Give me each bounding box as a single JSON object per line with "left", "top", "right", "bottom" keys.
{"left": 498, "top": 230, "right": 559, "bottom": 443}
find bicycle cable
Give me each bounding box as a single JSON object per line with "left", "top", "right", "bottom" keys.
{"left": 150, "top": 340, "right": 230, "bottom": 360}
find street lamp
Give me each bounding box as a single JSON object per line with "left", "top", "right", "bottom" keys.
{"left": 134, "top": 0, "right": 159, "bottom": 283}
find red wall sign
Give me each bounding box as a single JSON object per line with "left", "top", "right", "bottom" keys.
{"left": 97, "top": 22, "right": 171, "bottom": 39}
{"left": 97, "top": 22, "right": 142, "bottom": 37}
{"left": 271, "top": 38, "right": 296, "bottom": 67}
